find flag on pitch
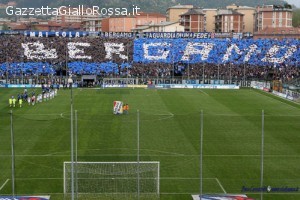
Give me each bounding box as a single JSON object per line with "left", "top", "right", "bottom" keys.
{"left": 113, "top": 101, "right": 123, "bottom": 114}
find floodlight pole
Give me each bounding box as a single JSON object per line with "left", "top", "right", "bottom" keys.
{"left": 70, "top": 80, "right": 74, "bottom": 200}
{"left": 10, "top": 110, "right": 15, "bottom": 198}
{"left": 260, "top": 110, "right": 265, "bottom": 200}
{"left": 126, "top": 44, "right": 129, "bottom": 84}
{"left": 188, "top": 61, "right": 190, "bottom": 80}
{"left": 75, "top": 110, "right": 78, "bottom": 200}
{"left": 137, "top": 110, "right": 140, "bottom": 200}
{"left": 200, "top": 110, "right": 203, "bottom": 200}
{"left": 243, "top": 63, "right": 246, "bottom": 86}
{"left": 66, "top": 40, "right": 68, "bottom": 86}
{"left": 67, "top": 40, "right": 75, "bottom": 200}
{"left": 5, "top": 42, "right": 8, "bottom": 83}
{"left": 172, "top": 57, "right": 175, "bottom": 81}
{"left": 202, "top": 64, "right": 205, "bottom": 84}
{"left": 217, "top": 64, "right": 220, "bottom": 84}
{"left": 21, "top": 55, "right": 24, "bottom": 84}
{"left": 229, "top": 63, "right": 232, "bottom": 84}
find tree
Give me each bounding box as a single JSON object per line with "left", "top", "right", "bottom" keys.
{"left": 2, "top": 23, "right": 9, "bottom": 30}
{"left": 292, "top": 9, "right": 300, "bottom": 27}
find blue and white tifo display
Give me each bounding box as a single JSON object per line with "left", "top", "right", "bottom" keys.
{"left": 1, "top": 36, "right": 300, "bottom": 76}
{"left": 134, "top": 39, "right": 300, "bottom": 66}
{"left": 16, "top": 39, "right": 300, "bottom": 66}
{"left": 0, "top": 31, "right": 299, "bottom": 67}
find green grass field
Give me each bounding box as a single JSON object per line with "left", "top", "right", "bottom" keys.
{"left": 0, "top": 88, "right": 299, "bottom": 200}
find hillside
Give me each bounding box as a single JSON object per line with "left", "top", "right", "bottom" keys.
{"left": 0, "top": 0, "right": 287, "bottom": 13}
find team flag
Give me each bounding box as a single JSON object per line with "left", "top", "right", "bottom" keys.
{"left": 113, "top": 101, "right": 123, "bottom": 115}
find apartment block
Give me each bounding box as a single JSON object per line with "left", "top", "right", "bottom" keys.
{"left": 52, "top": 7, "right": 103, "bottom": 23}
{"left": 180, "top": 8, "right": 205, "bottom": 32}
{"left": 215, "top": 9, "right": 244, "bottom": 33}
{"left": 166, "top": 4, "right": 194, "bottom": 22}
{"left": 82, "top": 19, "right": 102, "bottom": 31}
{"left": 227, "top": 4, "right": 255, "bottom": 33}
{"left": 255, "top": 4, "right": 293, "bottom": 31}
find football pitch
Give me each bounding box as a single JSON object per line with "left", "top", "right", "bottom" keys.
{"left": 0, "top": 87, "right": 299, "bottom": 200}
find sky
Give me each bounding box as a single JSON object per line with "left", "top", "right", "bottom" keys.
{"left": 286, "top": 0, "right": 300, "bottom": 7}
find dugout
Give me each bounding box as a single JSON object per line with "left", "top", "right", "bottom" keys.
{"left": 81, "top": 75, "right": 96, "bottom": 87}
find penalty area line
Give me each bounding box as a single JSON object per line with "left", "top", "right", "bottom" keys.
{"left": 215, "top": 178, "right": 227, "bottom": 194}
{"left": 199, "top": 89, "right": 209, "bottom": 96}
{"left": 0, "top": 179, "right": 9, "bottom": 191}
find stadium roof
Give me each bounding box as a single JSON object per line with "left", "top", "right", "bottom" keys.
{"left": 180, "top": 8, "right": 205, "bottom": 16}
{"left": 132, "top": 21, "right": 179, "bottom": 31}
{"left": 150, "top": 21, "right": 179, "bottom": 26}
{"left": 237, "top": 6, "right": 255, "bottom": 9}
{"left": 132, "top": 25, "right": 150, "bottom": 31}
{"left": 255, "top": 27, "right": 300, "bottom": 34}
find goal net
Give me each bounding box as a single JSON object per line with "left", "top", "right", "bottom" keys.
{"left": 63, "top": 161, "right": 160, "bottom": 200}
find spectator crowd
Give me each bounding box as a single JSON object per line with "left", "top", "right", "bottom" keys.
{"left": 0, "top": 35, "right": 299, "bottom": 83}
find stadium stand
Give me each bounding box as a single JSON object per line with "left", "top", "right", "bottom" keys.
{"left": 0, "top": 35, "right": 299, "bottom": 85}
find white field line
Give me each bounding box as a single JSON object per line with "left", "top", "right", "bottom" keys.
{"left": 15, "top": 178, "right": 61, "bottom": 180}
{"left": 16, "top": 112, "right": 300, "bottom": 118}
{"left": 161, "top": 192, "right": 300, "bottom": 195}
{"left": 161, "top": 192, "right": 196, "bottom": 194}
{"left": 252, "top": 89, "right": 300, "bottom": 108}
{"left": 160, "top": 177, "right": 215, "bottom": 180}
{"left": 10, "top": 177, "right": 228, "bottom": 195}
{"left": 0, "top": 154, "right": 299, "bottom": 157}
{"left": 215, "top": 178, "right": 227, "bottom": 194}
{"left": 13, "top": 177, "right": 299, "bottom": 196}
{"left": 14, "top": 176, "right": 228, "bottom": 195}
{"left": 0, "top": 179, "right": 9, "bottom": 191}
{"left": 14, "top": 177, "right": 214, "bottom": 180}
{"left": 199, "top": 90, "right": 209, "bottom": 96}
{"left": 1, "top": 192, "right": 298, "bottom": 196}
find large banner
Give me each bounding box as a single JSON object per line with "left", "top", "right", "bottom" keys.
{"left": 0, "top": 37, "right": 299, "bottom": 70}
{"left": 20, "top": 31, "right": 252, "bottom": 39}
{"left": 156, "top": 84, "right": 239, "bottom": 89}
{"left": 24, "top": 31, "right": 89, "bottom": 37}
{"left": 251, "top": 81, "right": 271, "bottom": 91}
{"left": 0, "top": 30, "right": 22, "bottom": 35}
{"left": 21, "top": 31, "right": 231, "bottom": 39}
{"left": 0, "top": 196, "right": 50, "bottom": 200}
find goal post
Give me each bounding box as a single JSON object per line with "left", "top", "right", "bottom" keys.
{"left": 64, "top": 161, "right": 160, "bottom": 200}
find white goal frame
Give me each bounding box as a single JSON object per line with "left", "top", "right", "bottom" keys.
{"left": 63, "top": 161, "right": 160, "bottom": 196}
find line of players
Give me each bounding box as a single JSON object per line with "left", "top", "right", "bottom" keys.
{"left": 9, "top": 87, "right": 58, "bottom": 108}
